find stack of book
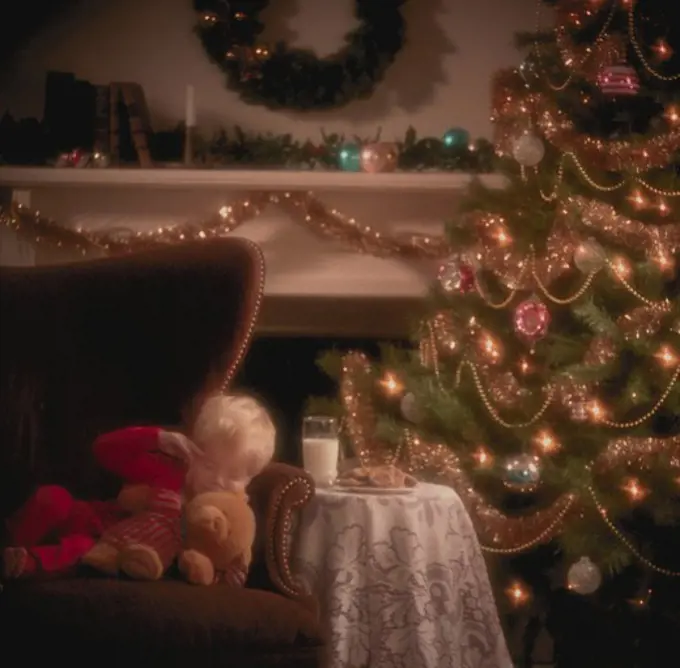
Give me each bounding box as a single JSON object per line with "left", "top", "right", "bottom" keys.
{"left": 43, "top": 71, "right": 153, "bottom": 166}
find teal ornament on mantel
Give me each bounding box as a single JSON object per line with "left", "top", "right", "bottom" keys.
{"left": 338, "top": 143, "right": 362, "bottom": 172}
{"left": 442, "top": 127, "right": 470, "bottom": 149}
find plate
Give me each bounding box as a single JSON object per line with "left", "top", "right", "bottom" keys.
{"left": 334, "top": 485, "right": 417, "bottom": 495}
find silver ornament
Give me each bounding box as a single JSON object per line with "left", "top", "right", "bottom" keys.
{"left": 512, "top": 133, "right": 545, "bottom": 167}
{"left": 567, "top": 557, "right": 602, "bottom": 595}
{"left": 437, "top": 256, "right": 475, "bottom": 294}
{"left": 502, "top": 454, "right": 541, "bottom": 492}
{"left": 400, "top": 392, "right": 422, "bottom": 423}
{"left": 574, "top": 238, "right": 607, "bottom": 274}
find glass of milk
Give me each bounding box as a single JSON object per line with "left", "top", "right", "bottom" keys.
{"left": 302, "top": 416, "right": 339, "bottom": 487}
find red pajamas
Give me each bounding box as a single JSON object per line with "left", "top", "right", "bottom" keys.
{"left": 100, "top": 488, "right": 182, "bottom": 571}
{"left": 5, "top": 485, "right": 126, "bottom": 577}
{"left": 214, "top": 561, "right": 248, "bottom": 587}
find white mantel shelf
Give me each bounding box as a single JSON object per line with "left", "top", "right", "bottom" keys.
{"left": 0, "top": 166, "right": 507, "bottom": 304}
{"left": 0, "top": 166, "right": 507, "bottom": 193}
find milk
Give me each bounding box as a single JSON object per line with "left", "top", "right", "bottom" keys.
{"left": 302, "top": 437, "right": 339, "bottom": 487}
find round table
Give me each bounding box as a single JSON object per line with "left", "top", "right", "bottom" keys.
{"left": 293, "top": 482, "right": 512, "bottom": 668}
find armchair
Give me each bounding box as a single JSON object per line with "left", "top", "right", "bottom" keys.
{"left": 0, "top": 239, "right": 324, "bottom": 667}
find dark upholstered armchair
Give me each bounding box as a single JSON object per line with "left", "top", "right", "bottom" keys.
{"left": 0, "top": 239, "right": 324, "bottom": 667}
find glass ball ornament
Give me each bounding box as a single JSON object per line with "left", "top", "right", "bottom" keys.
{"left": 488, "top": 372, "right": 526, "bottom": 407}
{"left": 360, "top": 142, "right": 399, "bottom": 173}
{"left": 567, "top": 557, "right": 602, "bottom": 595}
{"left": 443, "top": 127, "right": 470, "bottom": 149}
{"left": 512, "top": 133, "right": 545, "bottom": 167}
{"left": 400, "top": 392, "right": 422, "bottom": 423}
{"left": 584, "top": 335, "right": 617, "bottom": 366}
{"left": 574, "top": 238, "right": 607, "bottom": 274}
{"left": 597, "top": 63, "right": 640, "bottom": 97}
{"left": 437, "top": 256, "right": 475, "bottom": 294}
{"left": 502, "top": 454, "right": 542, "bottom": 492}
{"left": 338, "top": 144, "right": 362, "bottom": 172}
{"left": 514, "top": 298, "right": 551, "bottom": 345}
{"left": 91, "top": 151, "right": 110, "bottom": 168}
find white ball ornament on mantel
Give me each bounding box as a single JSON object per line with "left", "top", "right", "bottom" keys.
{"left": 512, "top": 132, "right": 545, "bottom": 167}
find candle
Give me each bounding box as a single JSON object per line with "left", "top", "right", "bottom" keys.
{"left": 185, "top": 85, "right": 196, "bottom": 127}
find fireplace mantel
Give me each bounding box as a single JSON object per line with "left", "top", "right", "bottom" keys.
{"left": 0, "top": 168, "right": 505, "bottom": 333}
{"left": 0, "top": 166, "right": 505, "bottom": 192}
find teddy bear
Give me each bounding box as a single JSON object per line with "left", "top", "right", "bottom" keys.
{"left": 81, "top": 425, "right": 196, "bottom": 580}
{"left": 184, "top": 393, "right": 276, "bottom": 499}
{"left": 178, "top": 489, "right": 256, "bottom": 587}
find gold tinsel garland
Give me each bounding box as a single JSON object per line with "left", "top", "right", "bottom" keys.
{"left": 0, "top": 194, "right": 453, "bottom": 261}
{"left": 1, "top": 192, "right": 677, "bottom": 269}
{"left": 460, "top": 195, "right": 679, "bottom": 296}
{"left": 340, "top": 351, "right": 680, "bottom": 572}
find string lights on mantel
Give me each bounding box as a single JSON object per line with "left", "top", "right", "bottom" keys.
{"left": 0, "top": 193, "right": 453, "bottom": 261}
{"left": 2, "top": 192, "right": 676, "bottom": 270}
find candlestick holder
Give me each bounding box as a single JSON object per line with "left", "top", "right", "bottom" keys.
{"left": 183, "top": 124, "right": 195, "bottom": 167}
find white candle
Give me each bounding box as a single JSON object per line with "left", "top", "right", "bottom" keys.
{"left": 185, "top": 85, "right": 196, "bottom": 127}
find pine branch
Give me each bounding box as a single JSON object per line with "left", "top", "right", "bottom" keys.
{"left": 571, "top": 299, "right": 619, "bottom": 337}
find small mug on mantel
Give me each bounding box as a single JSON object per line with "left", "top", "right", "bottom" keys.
{"left": 302, "top": 416, "right": 340, "bottom": 487}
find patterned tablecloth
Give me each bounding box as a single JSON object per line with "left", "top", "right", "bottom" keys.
{"left": 293, "top": 483, "right": 512, "bottom": 668}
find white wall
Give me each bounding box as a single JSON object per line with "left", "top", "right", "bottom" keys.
{"left": 0, "top": 0, "right": 537, "bottom": 141}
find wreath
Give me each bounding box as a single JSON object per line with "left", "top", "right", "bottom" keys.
{"left": 193, "top": 0, "right": 407, "bottom": 111}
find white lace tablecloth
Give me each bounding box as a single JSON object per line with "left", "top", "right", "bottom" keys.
{"left": 293, "top": 483, "right": 512, "bottom": 668}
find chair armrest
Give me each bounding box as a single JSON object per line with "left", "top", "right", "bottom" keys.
{"left": 247, "top": 462, "right": 316, "bottom": 610}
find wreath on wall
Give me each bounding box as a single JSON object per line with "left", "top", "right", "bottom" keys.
{"left": 193, "top": 0, "right": 407, "bottom": 111}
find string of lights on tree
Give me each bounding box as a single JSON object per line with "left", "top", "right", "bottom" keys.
{"left": 495, "top": 0, "right": 679, "bottom": 223}
{"left": 321, "top": 0, "right": 680, "bottom": 610}
{"left": 336, "top": 198, "right": 679, "bottom": 591}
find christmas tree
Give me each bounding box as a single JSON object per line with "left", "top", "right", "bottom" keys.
{"left": 314, "top": 1, "right": 679, "bottom": 664}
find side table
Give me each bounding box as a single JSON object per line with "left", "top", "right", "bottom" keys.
{"left": 293, "top": 482, "right": 512, "bottom": 668}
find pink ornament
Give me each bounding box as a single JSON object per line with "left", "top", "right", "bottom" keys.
{"left": 597, "top": 63, "right": 639, "bottom": 97}
{"left": 514, "top": 298, "right": 551, "bottom": 344}
{"left": 459, "top": 264, "right": 475, "bottom": 292}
